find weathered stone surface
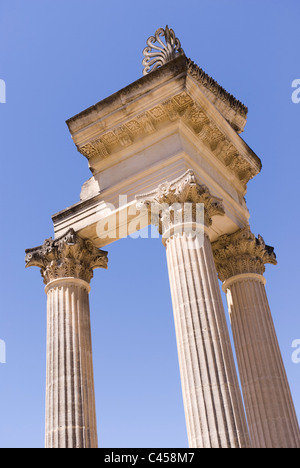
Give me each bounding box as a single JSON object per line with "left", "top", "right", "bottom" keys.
{"left": 137, "top": 172, "right": 250, "bottom": 448}
{"left": 166, "top": 232, "right": 250, "bottom": 448}
{"left": 54, "top": 52, "right": 262, "bottom": 245}
{"left": 25, "top": 27, "right": 299, "bottom": 449}
{"left": 45, "top": 278, "right": 98, "bottom": 448}
{"left": 142, "top": 25, "right": 185, "bottom": 75}
{"left": 25, "top": 228, "right": 108, "bottom": 285}
{"left": 212, "top": 228, "right": 300, "bottom": 448}
{"left": 212, "top": 226, "right": 277, "bottom": 282}
{"left": 26, "top": 230, "right": 108, "bottom": 448}
{"left": 69, "top": 60, "right": 257, "bottom": 188}
{"left": 136, "top": 168, "right": 225, "bottom": 232}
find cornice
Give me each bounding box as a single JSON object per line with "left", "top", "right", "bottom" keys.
{"left": 66, "top": 55, "right": 261, "bottom": 189}
{"left": 76, "top": 89, "right": 260, "bottom": 188}
{"left": 186, "top": 58, "right": 248, "bottom": 122}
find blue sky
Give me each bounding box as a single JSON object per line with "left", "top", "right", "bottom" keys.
{"left": 0, "top": 0, "right": 299, "bottom": 448}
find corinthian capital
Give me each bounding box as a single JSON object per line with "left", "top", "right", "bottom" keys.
{"left": 212, "top": 227, "right": 277, "bottom": 282}
{"left": 136, "top": 169, "right": 225, "bottom": 234}
{"left": 25, "top": 229, "right": 108, "bottom": 285}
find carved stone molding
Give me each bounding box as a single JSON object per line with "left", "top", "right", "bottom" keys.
{"left": 136, "top": 169, "right": 225, "bottom": 234}
{"left": 78, "top": 88, "right": 259, "bottom": 188}
{"left": 212, "top": 227, "right": 277, "bottom": 282}
{"left": 25, "top": 229, "right": 108, "bottom": 285}
{"left": 186, "top": 59, "right": 248, "bottom": 121}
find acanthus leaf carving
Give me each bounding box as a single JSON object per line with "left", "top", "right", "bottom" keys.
{"left": 136, "top": 169, "right": 225, "bottom": 235}
{"left": 25, "top": 229, "right": 108, "bottom": 285}
{"left": 212, "top": 227, "right": 277, "bottom": 282}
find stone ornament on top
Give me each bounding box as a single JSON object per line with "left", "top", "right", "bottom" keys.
{"left": 142, "top": 25, "right": 184, "bottom": 75}
{"left": 24, "top": 25, "right": 300, "bottom": 449}
{"left": 72, "top": 26, "right": 257, "bottom": 192}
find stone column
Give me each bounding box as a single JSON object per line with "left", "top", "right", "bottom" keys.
{"left": 137, "top": 170, "right": 250, "bottom": 449}
{"left": 212, "top": 228, "right": 300, "bottom": 448}
{"left": 25, "top": 229, "right": 108, "bottom": 448}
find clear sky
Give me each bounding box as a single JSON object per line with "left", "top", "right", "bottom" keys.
{"left": 0, "top": 0, "right": 299, "bottom": 448}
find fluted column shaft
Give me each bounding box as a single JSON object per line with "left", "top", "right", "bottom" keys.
{"left": 213, "top": 228, "right": 300, "bottom": 448}
{"left": 25, "top": 229, "right": 108, "bottom": 449}
{"left": 45, "top": 278, "right": 97, "bottom": 448}
{"left": 223, "top": 274, "right": 300, "bottom": 448}
{"left": 166, "top": 232, "right": 250, "bottom": 448}
{"left": 136, "top": 170, "right": 250, "bottom": 448}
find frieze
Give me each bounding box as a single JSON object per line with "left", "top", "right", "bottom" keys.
{"left": 78, "top": 91, "right": 259, "bottom": 187}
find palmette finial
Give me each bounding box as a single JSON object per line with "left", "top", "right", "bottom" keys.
{"left": 142, "top": 25, "right": 184, "bottom": 75}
